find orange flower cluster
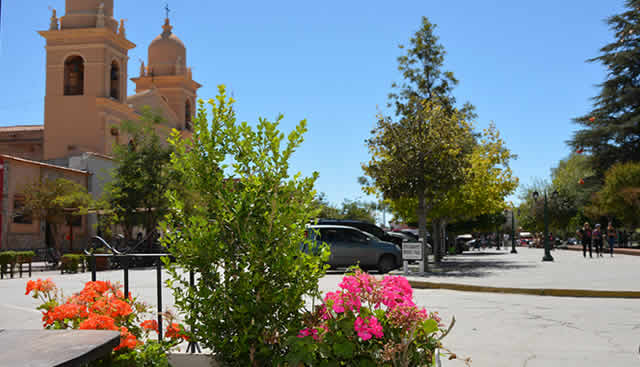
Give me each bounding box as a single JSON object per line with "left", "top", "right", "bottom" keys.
{"left": 165, "top": 322, "right": 189, "bottom": 341}
{"left": 141, "top": 319, "right": 159, "bottom": 332}
{"left": 25, "top": 278, "right": 56, "bottom": 295}
{"left": 43, "top": 303, "right": 88, "bottom": 326}
{"left": 25, "top": 278, "right": 189, "bottom": 355}
{"left": 26, "top": 279, "right": 140, "bottom": 351}
{"left": 118, "top": 327, "right": 138, "bottom": 351}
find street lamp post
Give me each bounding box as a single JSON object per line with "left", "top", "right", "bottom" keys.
{"left": 533, "top": 190, "right": 557, "bottom": 262}
{"left": 510, "top": 209, "right": 517, "bottom": 254}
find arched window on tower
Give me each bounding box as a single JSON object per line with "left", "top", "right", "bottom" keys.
{"left": 110, "top": 61, "right": 120, "bottom": 100}
{"left": 185, "top": 99, "right": 192, "bottom": 131}
{"left": 64, "top": 56, "right": 84, "bottom": 95}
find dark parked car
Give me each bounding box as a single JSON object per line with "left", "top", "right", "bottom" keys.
{"left": 316, "top": 219, "right": 403, "bottom": 247}
{"left": 394, "top": 229, "right": 419, "bottom": 242}
{"left": 304, "top": 225, "right": 402, "bottom": 273}
{"left": 386, "top": 231, "right": 413, "bottom": 243}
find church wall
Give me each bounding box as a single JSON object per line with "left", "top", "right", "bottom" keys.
{"left": 163, "top": 90, "right": 188, "bottom": 130}
{"left": 0, "top": 142, "right": 43, "bottom": 161}
{"left": 0, "top": 128, "right": 44, "bottom": 161}
{"left": 44, "top": 96, "right": 101, "bottom": 159}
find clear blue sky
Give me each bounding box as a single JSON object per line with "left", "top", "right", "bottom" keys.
{"left": 0, "top": 0, "right": 625, "bottom": 210}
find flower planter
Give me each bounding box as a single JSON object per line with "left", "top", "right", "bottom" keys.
{"left": 168, "top": 353, "right": 218, "bottom": 367}
{"left": 166, "top": 351, "right": 444, "bottom": 367}
{"left": 60, "top": 254, "right": 86, "bottom": 274}
{"left": 90, "top": 256, "right": 110, "bottom": 271}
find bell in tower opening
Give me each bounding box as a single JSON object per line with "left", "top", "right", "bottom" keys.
{"left": 110, "top": 61, "right": 120, "bottom": 100}
{"left": 64, "top": 56, "right": 84, "bottom": 95}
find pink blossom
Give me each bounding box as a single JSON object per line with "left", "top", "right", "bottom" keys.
{"left": 354, "top": 316, "right": 384, "bottom": 341}
{"left": 318, "top": 305, "right": 331, "bottom": 320}
{"left": 324, "top": 291, "right": 345, "bottom": 313}
{"left": 324, "top": 290, "right": 361, "bottom": 314}
{"left": 297, "top": 327, "right": 320, "bottom": 341}
{"left": 380, "top": 275, "right": 415, "bottom": 309}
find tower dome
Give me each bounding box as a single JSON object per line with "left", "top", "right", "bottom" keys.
{"left": 148, "top": 18, "right": 186, "bottom": 76}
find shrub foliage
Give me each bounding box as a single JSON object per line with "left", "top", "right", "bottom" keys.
{"left": 162, "top": 86, "right": 328, "bottom": 366}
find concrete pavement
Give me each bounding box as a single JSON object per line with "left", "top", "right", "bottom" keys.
{"left": 399, "top": 247, "right": 640, "bottom": 293}
{"left": 2, "top": 248, "right": 640, "bottom": 366}
{"left": 414, "top": 289, "right": 640, "bottom": 366}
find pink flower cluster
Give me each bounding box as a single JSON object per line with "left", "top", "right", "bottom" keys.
{"left": 299, "top": 270, "right": 435, "bottom": 343}
{"left": 297, "top": 327, "right": 320, "bottom": 340}
{"left": 354, "top": 315, "right": 383, "bottom": 341}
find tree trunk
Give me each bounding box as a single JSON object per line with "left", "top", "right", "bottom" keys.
{"left": 49, "top": 222, "right": 60, "bottom": 253}
{"left": 440, "top": 219, "right": 448, "bottom": 259}
{"left": 432, "top": 220, "right": 441, "bottom": 263}
{"left": 417, "top": 192, "right": 429, "bottom": 271}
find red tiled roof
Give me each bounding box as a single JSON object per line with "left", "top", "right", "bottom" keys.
{"left": 0, "top": 154, "right": 89, "bottom": 175}
{"left": 0, "top": 125, "right": 44, "bottom": 133}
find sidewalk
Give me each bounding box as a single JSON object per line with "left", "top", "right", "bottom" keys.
{"left": 397, "top": 247, "right": 640, "bottom": 296}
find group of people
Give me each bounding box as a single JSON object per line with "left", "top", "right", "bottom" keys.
{"left": 576, "top": 222, "right": 617, "bottom": 258}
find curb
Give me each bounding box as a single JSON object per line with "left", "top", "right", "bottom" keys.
{"left": 408, "top": 280, "right": 640, "bottom": 299}
{"left": 562, "top": 246, "right": 640, "bottom": 256}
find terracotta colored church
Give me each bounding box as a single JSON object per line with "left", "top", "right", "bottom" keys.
{"left": 0, "top": 0, "right": 200, "bottom": 251}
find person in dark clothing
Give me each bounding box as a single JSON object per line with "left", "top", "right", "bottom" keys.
{"left": 578, "top": 222, "right": 593, "bottom": 258}
{"left": 593, "top": 224, "right": 603, "bottom": 257}
{"left": 607, "top": 223, "right": 617, "bottom": 257}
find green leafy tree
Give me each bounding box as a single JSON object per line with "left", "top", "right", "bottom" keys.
{"left": 102, "top": 109, "right": 176, "bottom": 240}
{"left": 515, "top": 179, "right": 550, "bottom": 234}
{"left": 588, "top": 161, "right": 640, "bottom": 227}
{"left": 312, "top": 193, "right": 342, "bottom": 219}
{"left": 162, "top": 86, "right": 328, "bottom": 366}
{"left": 311, "top": 194, "right": 377, "bottom": 223}
{"left": 22, "top": 178, "right": 91, "bottom": 252}
{"left": 363, "top": 101, "right": 473, "bottom": 266}
{"left": 429, "top": 123, "right": 517, "bottom": 256}
{"left": 569, "top": 0, "right": 640, "bottom": 175}
{"left": 384, "top": 123, "right": 518, "bottom": 257}
{"left": 364, "top": 17, "right": 478, "bottom": 264}
{"left": 338, "top": 199, "right": 377, "bottom": 223}
{"left": 551, "top": 154, "right": 597, "bottom": 209}
{"left": 549, "top": 154, "right": 599, "bottom": 233}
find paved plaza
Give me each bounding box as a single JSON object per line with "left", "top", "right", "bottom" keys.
{"left": 401, "top": 246, "right": 640, "bottom": 292}
{"left": 0, "top": 247, "right": 638, "bottom": 366}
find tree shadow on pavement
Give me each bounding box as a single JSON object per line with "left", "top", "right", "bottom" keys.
{"left": 421, "top": 252, "right": 536, "bottom": 278}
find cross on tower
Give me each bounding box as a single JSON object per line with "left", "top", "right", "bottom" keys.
{"left": 164, "top": 3, "right": 171, "bottom": 19}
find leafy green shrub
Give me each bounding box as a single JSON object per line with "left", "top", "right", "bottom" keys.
{"left": 163, "top": 86, "right": 329, "bottom": 366}
{"left": 0, "top": 251, "right": 17, "bottom": 275}
{"left": 16, "top": 251, "right": 35, "bottom": 263}
{"left": 0, "top": 251, "right": 17, "bottom": 264}
{"left": 61, "top": 254, "right": 86, "bottom": 273}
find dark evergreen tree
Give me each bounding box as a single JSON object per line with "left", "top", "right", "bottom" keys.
{"left": 570, "top": 0, "right": 640, "bottom": 175}
{"left": 102, "top": 109, "right": 176, "bottom": 241}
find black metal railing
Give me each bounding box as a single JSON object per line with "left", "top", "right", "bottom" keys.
{"left": 84, "top": 237, "right": 200, "bottom": 353}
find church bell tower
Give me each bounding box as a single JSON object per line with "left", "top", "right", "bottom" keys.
{"left": 39, "top": 0, "right": 136, "bottom": 160}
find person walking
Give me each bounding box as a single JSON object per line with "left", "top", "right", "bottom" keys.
{"left": 578, "top": 222, "right": 593, "bottom": 258}
{"left": 593, "top": 224, "right": 603, "bottom": 257}
{"left": 607, "top": 222, "right": 617, "bottom": 257}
